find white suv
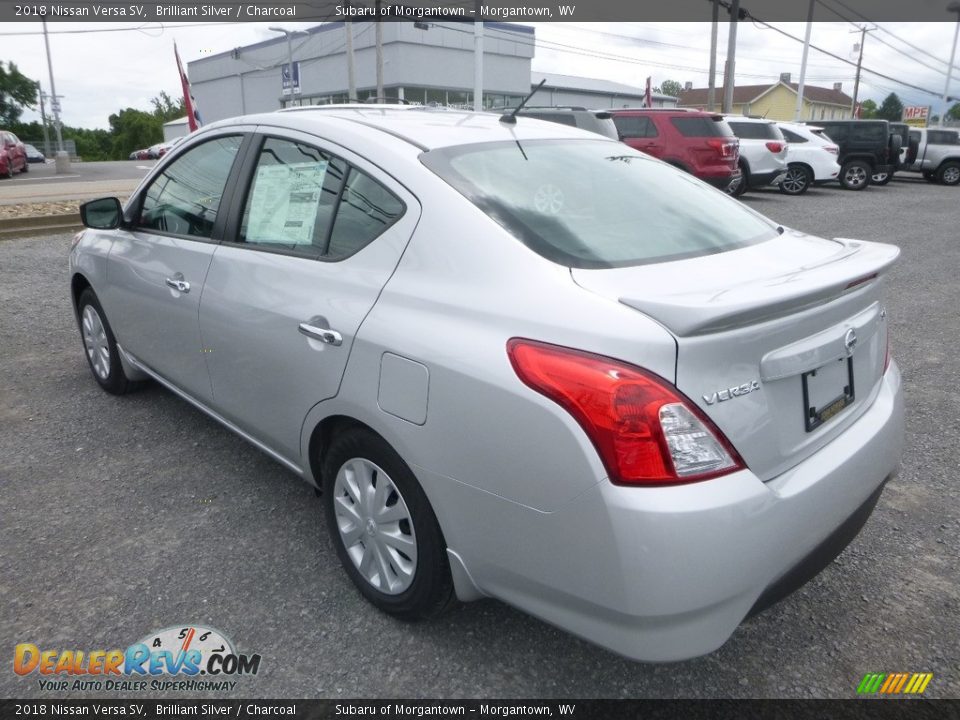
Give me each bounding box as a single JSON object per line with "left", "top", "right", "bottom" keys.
{"left": 776, "top": 122, "right": 843, "bottom": 195}
{"left": 723, "top": 116, "right": 789, "bottom": 197}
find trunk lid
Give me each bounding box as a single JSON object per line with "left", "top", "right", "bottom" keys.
{"left": 572, "top": 230, "right": 899, "bottom": 481}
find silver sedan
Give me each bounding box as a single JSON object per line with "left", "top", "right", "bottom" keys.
{"left": 69, "top": 107, "right": 903, "bottom": 662}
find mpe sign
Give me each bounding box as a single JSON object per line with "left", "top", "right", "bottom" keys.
{"left": 902, "top": 105, "right": 930, "bottom": 127}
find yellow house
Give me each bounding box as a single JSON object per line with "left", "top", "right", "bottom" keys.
{"left": 678, "top": 79, "right": 854, "bottom": 121}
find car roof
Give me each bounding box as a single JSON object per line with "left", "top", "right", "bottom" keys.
{"left": 206, "top": 107, "right": 616, "bottom": 151}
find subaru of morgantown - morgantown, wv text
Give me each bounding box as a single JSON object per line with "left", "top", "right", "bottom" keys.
{"left": 69, "top": 106, "right": 904, "bottom": 662}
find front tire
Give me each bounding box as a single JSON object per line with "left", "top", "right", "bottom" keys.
{"left": 323, "top": 427, "right": 455, "bottom": 620}
{"left": 937, "top": 161, "right": 960, "bottom": 186}
{"left": 779, "top": 164, "right": 811, "bottom": 195}
{"left": 77, "top": 288, "right": 135, "bottom": 395}
{"left": 840, "top": 160, "right": 871, "bottom": 190}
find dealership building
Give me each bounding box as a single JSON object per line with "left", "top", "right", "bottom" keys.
{"left": 187, "top": 21, "right": 675, "bottom": 125}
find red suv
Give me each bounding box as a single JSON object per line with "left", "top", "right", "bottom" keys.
{"left": 609, "top": 109, "right": 739, "bottom": 190}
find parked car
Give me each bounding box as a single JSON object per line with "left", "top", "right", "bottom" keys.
{"left": 128, "top": 148, "right": 152, "bottom": 160}
{"left": 24, "top": 143, "right": 46, "bottom": 163}
{"left": 610, "top": 108, "right": 740, "bottom": 190}
{"left": 806, "top": 119, "right": 893, "bottom": 190}
{"left": 723, "top": 116, "right": 789, "bottom": 196}
{"left": 506, "top": 106, "right": 619, "bottom": 140}
{"left": 775, "top": 122, "right": 841, "bottom": 195}
{"left": 70, "top": 108, "right": 903, "bottom": 663}
{"left": 0, "top": 130, "right": 28, "bottom": 177}
{"left": 903, "top": 127, "right": 960, "bottom": 186}
{"left": 156, "top": 136, "right": 186, "bottom": 158}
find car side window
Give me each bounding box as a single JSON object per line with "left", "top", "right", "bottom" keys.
{"left": 239, "top": 137, "right": 347, "bottom": 257}
{"left": 326, "top": 168, "right": 405, "bottom": 261}
{"left": 138, "top": 135, "right": 243, "bottom": 239}
{"left": 781, "top": 128, "right": 807, "bottom": 143}
{"left": 613, "top": 116, "right": 657, "bottom": 139}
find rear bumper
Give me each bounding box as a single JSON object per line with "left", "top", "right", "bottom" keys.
{"left": 439, "top": 363, "right": 904, "bottom": 662}
{"left": 749, "top": 168, "right": 789, "bottom": 188}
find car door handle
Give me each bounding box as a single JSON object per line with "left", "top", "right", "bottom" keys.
{"left": 298, "top": 322, "right": 343, "bottom": 346}
{"left": 165, "top": 277, "right": 190, "bottom": 293}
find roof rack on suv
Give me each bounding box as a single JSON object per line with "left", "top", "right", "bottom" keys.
{"left": 614, "top": 107, "right": 700, "bottom": 113}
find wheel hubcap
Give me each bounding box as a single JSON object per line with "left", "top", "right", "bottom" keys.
{"left": 845, "top": 167, "right": 867, "bottom": 186}
{"left": 333, "top": 457, "right": 417, "bottom": 595}
{"left": 81, "top": 305, "right": 110, "bottom": 380}
{"left": 872, "top": 172, "right": 888, "bottom": 183}
{"left": 782, "top": 168, "right": 806, "bottom": 192}
{"left": 944, "top": 167, "right": 960, "bottom": 184}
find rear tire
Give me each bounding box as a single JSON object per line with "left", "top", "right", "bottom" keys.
{"left": 323, "top": 427, "right": 455, "bottom": 621}
{"left": 77, "top": 288, "right": 136, "bottom": 396}
{"left": 778, "top": 164, "right": 812, "bottom": 195}
{"left": 936, "top": 161, "right": 960, "bottom": 186}
{"left": 21, "top": 160, "right": 28, "bottom": 174}
{"left": 840, "top": 160, "right": 870, "bottom": 190}
{"left": 727, "top": 162, "right": 748, "bottom": 197}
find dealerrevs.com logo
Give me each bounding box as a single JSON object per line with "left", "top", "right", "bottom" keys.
{"left": 14, "top": 625, "right": 261, "bottom": 692}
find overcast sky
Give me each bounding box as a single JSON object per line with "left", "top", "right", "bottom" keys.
{"left": 3, "top": 20, "right": 958, "bottom": 129}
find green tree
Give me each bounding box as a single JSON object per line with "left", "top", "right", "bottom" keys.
{"left": 108, "top": 108, "right": 163, "bottom": 158}
{"left": 948, "top": 102, "right": 960, "bottom": 121}
{"left": 877, "top": 92, "right": 904, "bottom": 122}
{"left": 858, "top": 99, "right": 878, "bottom": 119}
{"left": 656, "top": 80, "right": 683, "bottom": 99}
{"left": 0, "top": 61, "right": 38, "bottom": 126}
{"left": 150, "top": 90, "right": 185, "bottom": 122}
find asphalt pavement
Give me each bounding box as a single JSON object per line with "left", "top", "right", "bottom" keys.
{"left": 1, "top": 176, "right": 958, "bottom": 699}
{"left": 0, "top": 160, "right": 152, "bottom": 205}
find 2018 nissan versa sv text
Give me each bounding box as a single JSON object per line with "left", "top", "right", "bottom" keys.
{"left": 70, "top": 107, "right": 903, "bottom": 662}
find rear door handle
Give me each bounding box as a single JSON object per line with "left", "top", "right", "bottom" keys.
{"left": 298, "top": 322, "right": 343, "bottom": 346}
{"left": 165, "top": 276, "right": 190, "bottom": 293}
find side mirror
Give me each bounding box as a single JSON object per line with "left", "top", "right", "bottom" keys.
{"left": 80, "top": 197, "right": 123, "bottom": 230}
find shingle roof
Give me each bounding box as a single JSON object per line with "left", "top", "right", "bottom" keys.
{"left": 678, "top": 81, "right": 852, "bottom": 108}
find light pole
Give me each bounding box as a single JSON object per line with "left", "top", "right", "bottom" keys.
{"left": 941, "top": 2, "right": 960, "bottom": 127}
{"left": 269, "top": 27, "right": 308, "bottom": 107}
{"left": 41, "top": 20, "right": 69, "bottom": 172}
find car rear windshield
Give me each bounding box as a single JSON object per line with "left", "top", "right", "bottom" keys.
{"left": 420, "top": 139, "right": 777, "bottom": 269}
{"left": 728, "top": 121, "right": 783, "bottom": 140}
{"left": 671, "top": 116, "right": 734, "bottom": 138}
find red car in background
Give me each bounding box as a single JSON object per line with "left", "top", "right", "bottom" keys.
{"left": 1, "top": 131, "right": 28, "bottom": 177}
{"left": 609, "top": 109, "right": 740, "bottom": 191}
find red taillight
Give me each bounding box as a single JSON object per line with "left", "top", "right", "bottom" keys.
{"left": 507, "top": 339, "right": 745, "bottom": 486}
{"left": 825, "top": 145, "right": 839, "bottom": 155}
{"left": 765, "top": 141, "right": 784, "bottom": 153}
{"left": 706, "top": 138, "right": 735, "bottom": 158}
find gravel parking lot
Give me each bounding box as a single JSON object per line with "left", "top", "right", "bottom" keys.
{"left": 1, "top": 176, "right": 958, "bottom": 699}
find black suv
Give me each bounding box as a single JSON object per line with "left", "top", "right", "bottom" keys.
{"left": 509, "top": 106, "right": 619, "bottom": 140}
{"left": 807, "top": 120, "right": 893, "bottom": 190}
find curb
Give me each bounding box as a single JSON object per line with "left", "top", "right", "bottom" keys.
{"left": 0, "top": 213, "right": 83, "bottom": 241}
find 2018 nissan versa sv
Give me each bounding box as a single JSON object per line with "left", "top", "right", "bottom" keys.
{"left": 70, "top": 106, "right": 904, "bottom": 662}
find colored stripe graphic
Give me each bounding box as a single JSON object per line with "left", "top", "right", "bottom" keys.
{"left": 857, "top": 672, "right": 932, "bottom": 695}
{"left": 857, "top": 673, "right": 886, "bottom": 694}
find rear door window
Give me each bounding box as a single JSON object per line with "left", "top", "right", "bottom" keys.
{"left": 780, "top": 128, "right": 808, "bottom": 143}
{"left": 613, "top": 116, "right": 658, "bottom": 138}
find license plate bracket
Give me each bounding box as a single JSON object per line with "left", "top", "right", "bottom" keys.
{"left": 802, "top": 357, "right": 855, "bottom": 432}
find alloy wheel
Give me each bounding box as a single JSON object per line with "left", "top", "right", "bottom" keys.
{"left": 844, "top": 165, "right": 868, "bottom": 188}
{"left": 780, "top": 167, "right": 809, "bottom": 194}
{"left": 943, "top": 166, "right": 960, "bottom": 185}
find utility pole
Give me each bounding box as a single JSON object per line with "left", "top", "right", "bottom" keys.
{"left": 941, "top": 2, "right": 960, "bottom": 127}
{"left": 721, "top": 0, "right": 740, "bottom": 113}
{"left": 345, "top": 16, "right": 357, "bottom": 102}
{"left": 375, "top": 0, "right": 384, "bottom": 101}
{"left": 794, "top": 0, "right": 815, "bottom": 120}
{"left": 41, "top": 20, "right": 67, "bottom": 168}
{"left": 474, "top": 0, "right": 483, "bottom": 111}
{"left": 707, "top": 0, "right": 719, "bottom": 111}
{"left": 850, "top": 26, "right": 874, "bottom": 118}
{"left": 37, "top": 81, "right": 51, "bottom": 157}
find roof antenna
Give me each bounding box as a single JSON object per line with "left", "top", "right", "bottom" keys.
{"left": 500, "top": 79, "right": 546, "bottom": 125}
